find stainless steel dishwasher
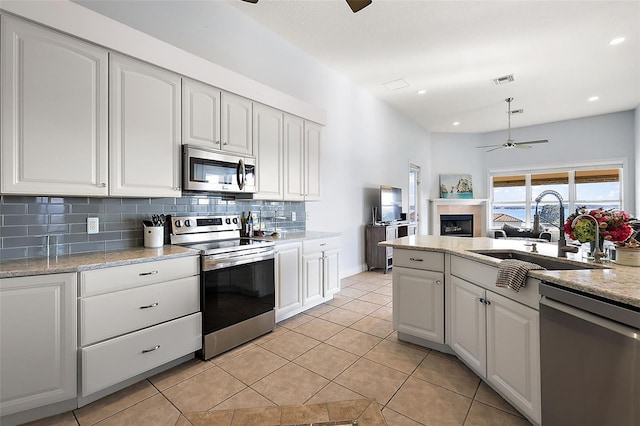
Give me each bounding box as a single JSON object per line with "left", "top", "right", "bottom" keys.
{"left": 539, "top": 282, "right": 640, "bottom": 425}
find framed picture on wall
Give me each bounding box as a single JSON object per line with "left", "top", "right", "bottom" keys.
{"left": 440, "top": 174, "right": 474, "bottom": 199}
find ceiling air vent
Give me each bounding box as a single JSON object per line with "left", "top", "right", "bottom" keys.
{"left": 383, "top": 78, "right": 410, "bottom": 91}
{"left": 491, "top": 74, "right": 515, "bottom": 85}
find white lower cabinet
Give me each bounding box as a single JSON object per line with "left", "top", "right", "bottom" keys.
{"left": 448, "top": 268, "right": 541, "bottom": 424}
{"left": 276, "top": 238, "right": 340, "bottom": 322}
{"left": 393, "top": 265, "right": 445, "bottom": 343}
{"left": 0, "top": 273, "right": 77, "bottom": 416}
{"left": 78, "top": 256, "right": 201, "bottom": 399}
{"left": 302, "top": 238, "right": 340, "bottom": 307}
{"left": 449, "top": 275, "right": 486, "bottom": 376}
{"left": 275, "top": 242, "right": 303, "bottom": 321}
{"left": 81, "top": 313, "right": 201, "bottom": 396}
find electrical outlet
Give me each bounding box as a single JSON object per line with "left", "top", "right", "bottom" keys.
{"left": 291, "top": 212, "right": 296, "bottom": 221}
{"left": 87, "top": 217, "right": 99, "bottom": 234}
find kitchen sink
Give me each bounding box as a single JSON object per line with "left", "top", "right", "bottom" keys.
{"left": 470, "top": 250, "right": 608, "bottom": 270}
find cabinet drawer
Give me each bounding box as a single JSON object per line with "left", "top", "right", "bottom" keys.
{"left": 303, "top": 237, "right": 340, "bottom": 254}
{"left": 80, "top": 276, "right": 200, "bottom": 346}
{"left": 80, "top": 256, "right": 198, "bottom": 297}
{"left": 450, "top": 255, "right": 540, "bottom": 310}
{"left": 393, "top": 249, "right": 444, "bottom": 272}
{"left": 81, "top": 312, "right": 202, "bottom": 396}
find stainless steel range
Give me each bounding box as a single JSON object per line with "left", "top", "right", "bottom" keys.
{"left": 169, "top": 215, "right": 275, "bottom": 359}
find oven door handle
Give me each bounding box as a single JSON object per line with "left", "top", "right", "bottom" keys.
{"left": 202, "top": 251, "right": 274, "bottom": 271}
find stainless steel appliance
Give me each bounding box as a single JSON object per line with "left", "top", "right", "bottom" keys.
{"left": 540, "top": 282, "right": 640, "bottom": 425}
{"left": 169, "top": 215, "right": 275, "bottom": 359}
{"left": 182, "top": 144, "right": 256, "bottom": 194}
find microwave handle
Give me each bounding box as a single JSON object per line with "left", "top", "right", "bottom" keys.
{"left": 237, "top": 159, "right": 246, "bottom": 190}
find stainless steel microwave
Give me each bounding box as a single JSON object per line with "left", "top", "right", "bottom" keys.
{"left": 182, "top": 145, "right": 256, "bottom": 194}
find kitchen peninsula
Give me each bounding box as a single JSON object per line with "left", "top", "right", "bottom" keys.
{"left": 380, "top": 235, "right": 640, "bottom": 425}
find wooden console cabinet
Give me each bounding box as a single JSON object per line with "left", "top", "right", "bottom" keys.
{"left": 365, "top": 222, "right": 417, "bottom": 273}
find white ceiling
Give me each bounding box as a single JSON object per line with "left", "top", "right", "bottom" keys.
{"left": 227, "top": 0, "right": 640, "bottom": 133}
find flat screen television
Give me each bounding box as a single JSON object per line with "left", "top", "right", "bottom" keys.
{"left": 379, "top": 185, "right": 402, "bottom": 222}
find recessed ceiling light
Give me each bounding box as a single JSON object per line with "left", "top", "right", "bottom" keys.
{"left": 609, "top": 37, "right": 625, "bottom": 45}
{"left": 588, "top": 96, "right": 599, "bottom": 102}
{"left": 417, "top": 89, "right": 426, "bottom": 95}
{"left": 453, "top": 122, "right": 460, "bottom": 126}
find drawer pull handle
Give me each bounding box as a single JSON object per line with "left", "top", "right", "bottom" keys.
{"left": 409, "top": 258, "right": 423, "bottom": 262}
{"left": 140, "top": 302, "right": 159, "bottom": 309}
{"left": 139, "top": 270, "right": 159, "bottom": 276}
{"left": 142, "top": 345, "right": 160, "bottom": 353}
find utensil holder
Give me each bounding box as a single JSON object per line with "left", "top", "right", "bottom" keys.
{"left": 144, "top": 225, "right": 164, "bottom": 248}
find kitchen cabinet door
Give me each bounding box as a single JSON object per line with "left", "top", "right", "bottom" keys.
{"left": 182, "top": 78, "right": 221, "bottom": 150}
{"left": 393, "top": 266, "right": 445, "bottom": 343}
{"left": 304, "top": 121, "right": 322, "bottom": 201}
{"left": 448, "top": 275, "right": 487, "bottom": 377}
{"left": 323, "top": 248, "right": 341, "bottom": 297}
{"left": 110, "top": 54, "right": 182, "bottom": 197}
{"left": 486, "top": 291, "right": 541, "bottom": 424}
{"left": 275, "top": 242, "right": 303, "bottom": 321}
{"left": 0, "top": 273, "right": 77, "bottom": 416}
{"left": 302, "top": 251, "right": 324, "bottom": 306}
{"left": 253, "top": 103, "right": 284, "bottom": 200}
{"left": 283, "top": 114, "right": 305, "bottom": 201}
{"left": 1, "top": 16, "right": 108, "bottom": 196}
{"left": 221, "top": 91, "right": 253, "bottom": 155}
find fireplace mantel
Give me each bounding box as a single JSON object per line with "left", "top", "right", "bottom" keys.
{"left": 429, "top": 198, "right": 489, "bottom": 237}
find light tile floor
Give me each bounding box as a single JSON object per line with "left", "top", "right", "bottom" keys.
{"left": 26, "top": 271, "right": 532, "bottom": 426}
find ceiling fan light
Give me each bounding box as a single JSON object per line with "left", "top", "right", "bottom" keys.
{"left": 346, "top": 0, "right": 372, "bottom": 13}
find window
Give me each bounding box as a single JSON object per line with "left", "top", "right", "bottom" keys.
{"left": 490, "top": 165, "right": 623, "bottom": 231}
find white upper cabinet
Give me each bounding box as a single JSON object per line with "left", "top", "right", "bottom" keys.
{"left": 304, "top": 121, "right": 322, "bottom": 201}
{"left": 283, "top": 114, "right": 322, "bottom": 201}
{"left": 109, "top": 54, "right": 182, "bottom": 197}
{"left": 221, "top": 91, "right": 253, "bottom": 155}
{"left": 253, "top": 103, "right": 284, "bottom": 200}
{"left": 182, "top": 78, "right": 221, "bottom": 150}
{"left": 1, "top": 16, "right": 108, "bottom": 196}
{"left": 283, "top": 114, "right": 305, "bottom": 201}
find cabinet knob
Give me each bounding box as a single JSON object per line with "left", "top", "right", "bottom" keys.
{"left": 174, "top": 187, "right": 180, "bottom": 191}
{"left": 223, "top": 142, "right": 228, "bottom": 146}
{"left": 98, "top": 183, "right": 106, "bottom": 188}
{"left": 435, "top": 280, "right": 442, "bottom": 285}
{"left": 216, "top": 141, "right": 221, "bottom": 145}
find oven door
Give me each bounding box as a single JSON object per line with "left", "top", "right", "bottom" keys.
{"left": 201, "top": 251, "right": 275, "bottom": 336}
{"left": 182, "top": 145, "right": 255, "bottom": 193}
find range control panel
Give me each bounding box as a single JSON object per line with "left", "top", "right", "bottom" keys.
{"left": 169, "top": 215, "right": 241, "bottom": 236}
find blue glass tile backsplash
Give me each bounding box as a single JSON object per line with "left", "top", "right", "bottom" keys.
{"left": 0, "top": 195, "right": 306, "bottom": 261}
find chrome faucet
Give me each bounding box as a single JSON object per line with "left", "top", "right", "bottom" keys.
{"left": 533, "top": 190, "right": 579, "bottom": 257}
{"left": 571, "top": 213, "right": 605, "bottom": 263}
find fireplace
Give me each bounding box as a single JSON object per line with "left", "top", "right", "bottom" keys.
{"left": 440, "top": 214, "right": 474, "bottom": 237}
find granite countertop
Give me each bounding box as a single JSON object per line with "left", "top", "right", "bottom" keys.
{"left": 252, "top": 231, "right": 341, "bottom": 244}
{"left": 0, "top": 245, "right": 199, "bottom": 278}
{"left": 380, "top": 235, "right": 640, "bottom": 309}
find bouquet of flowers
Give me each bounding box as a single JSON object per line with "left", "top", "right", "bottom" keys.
{"left": 564, "top": 206, "right": 634, "bottom": 243}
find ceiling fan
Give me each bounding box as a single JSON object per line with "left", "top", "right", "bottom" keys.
{"left": 476, "top": 98, "right": 549, "bottom": 152}
{"left": 240, "top": 0, "right": 372, "bottom": 13}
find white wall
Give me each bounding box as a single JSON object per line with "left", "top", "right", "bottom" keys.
{"left": 60, "top": 0, "right": 432, "bottom": 277}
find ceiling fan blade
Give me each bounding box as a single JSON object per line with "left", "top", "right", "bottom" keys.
{"left": 515, "top": 144, "right": 533, "bottom": 149}
{"left": 486, "top": 146, "right": 504, "bottom": 153}
{"left": 240, "top": 0, "right": 258, "bottom": 3}
{"left": 514, "top": 139, "right": 549, "bottom": 145}
{"left": 346, "top": 0, "right": 372, "bottom": 13}
{"left": 475, "top": 144, "right": 503, "bottom": 148}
